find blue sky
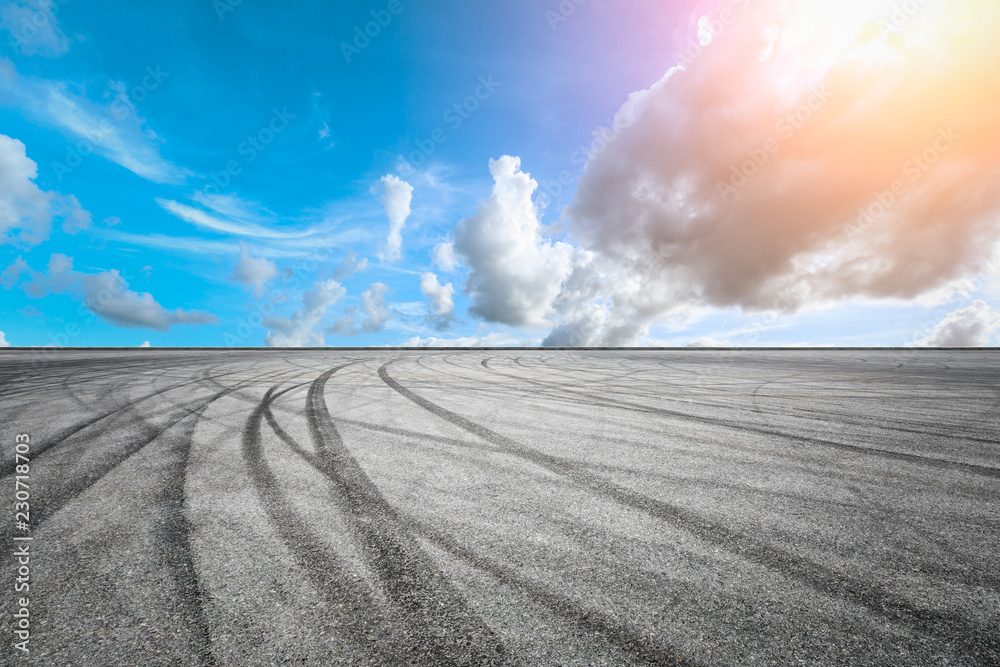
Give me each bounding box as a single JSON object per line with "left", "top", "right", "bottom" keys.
{"left": 2, "top": 0, "right": 999, "bottom": 347}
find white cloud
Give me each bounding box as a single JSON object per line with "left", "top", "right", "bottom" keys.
{"left": 332, "top": 249, "right": 368, "bottom": 279}
{"left": 140, "top": 341, "right": 150, "bottom": 347}
{"left": 360, "top": 282, "right": 390, "bottom": 332}
{"left": 0, "top": 60, "right": 187, "bottom": 183}
{"left": 453, "top": 156, "right": 574, "bottom": 328}
{"left": 0, "top": 1, "right": 70, "bottom": 57}
{"left": 562, "top": 0, "right": 1000, "bottom": 330}
{"left": 0, "top": 257, "right": 29, "bottom": 287}
{"left": 908, "top": 301, "right": 1000, "bottom": 347}
{"left": 48, "top": 252, "right": 72, "bottom": 274}
{"left": 687, "top": 337, "right": 732, "bottom": 348}
{"left": 158, "top": 198, "right": 319, "bottom": 239}
{"left": 4, "top": 254, "right": 218, "bottom": 331}
{"left": 0, "top": 133, "right": 90, "bottom": 245}
{"left": 432, "top": 241, "right": 458, "bottom": 272}
{"left": 264, "top": 279, "right": 345, "bottom": 347}
{"left": 232, "top": 243, "right": 277, "bottom": 295}
{"left": 374, "top": 174, "right": 413, "bottom": 262}
{"left": 420, "top": 272, "right": 455, "bottom": 328}
{"left": 0, "top": 331, "right": 9, "bottom": 347}
{"left": 79, "top": 270, "right": 218, "bottom": 331}
{"left": 402, "top": 332, "right": 527, "bottom": 348}
{"left": 331, "top": 282, "right": 392, "bottom": 336}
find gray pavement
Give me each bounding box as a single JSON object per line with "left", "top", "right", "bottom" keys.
{"left": 0, "top": 349, "right": 998, "bottom": 665}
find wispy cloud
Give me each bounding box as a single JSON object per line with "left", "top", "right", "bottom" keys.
{"left": 0, "top": 58, "right": 187, "bottom": 183}
{"left": 157, "top": 197, "right": 340, "bottom": 240}
{"left": 96, "top": 229, "right": 361, "bottom": 259}
{"left": 0, "top": 1, "right": 70, "bottom": 57}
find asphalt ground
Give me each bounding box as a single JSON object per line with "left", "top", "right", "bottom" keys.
{"left": 0, "top": 349, "right": 998, "bottom": 665}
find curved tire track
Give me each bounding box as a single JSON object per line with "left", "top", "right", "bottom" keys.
{"left": 378, "top": 359, "right": 1000, "bottom": 661}
{"left": 302, "top": 366, "right": 509, "bottom": 665}
{"left": 478, "top": 358, "right": 1000, "bottom": 479}
{"left": 244, "top": 375, "right": 507, "bottom": 666}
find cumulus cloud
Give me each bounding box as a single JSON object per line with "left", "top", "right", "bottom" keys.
{"left": 0, "top": 1, "right": 70, "bottom": 57}
{"left": 140, "top": 341, "right": 151, "bottom": 347}
{"left": 0, "top": 134, "right": 90, "bottom": 245}
{"left": 374, "top": 175, "right": 413, "bottom": 262}
{"left": 332, "top": 249, "right": 368, "bottom": 280}
{"left": 402, "top": 332, "right": 526, "bottom": 348}
{"left": 1, "top": 258, "right": 29, "bottom": 288}
{"left": 412, "top": 0, "right": 1000, "bottom": 348}
{"left": 232, "top": 243, "right": 278, "bottom": 295}
{"left": 432, "top": 241, "right": 458, "bottom": 272}
{"left": 4, "top": 254, "right": 218, "bottom": 331}
{"left": 453, "top": 156, "right": 575, "bottom": 328}
{"left": 80, "top": 271, "right": 218, "bottom": 331}
{"left": 0, "top": 331, "right": 9, "bottom": 347}
{"left": 265, "top": 279, "right": 345, "bottom": 347}
{"left": 420, "top": 272, "right": 455, "bottom": 329}
{"left": 909, "top": 300, "right": 1000, "bottom": 347}
{"left": 561, "top": 0, "right": 1000, "bottom": 335}
{"left": 332, "top": 283, "right": 392, "bottom": 336}
{"left": 360, "top": 283, "right": 390, "bottom": 332}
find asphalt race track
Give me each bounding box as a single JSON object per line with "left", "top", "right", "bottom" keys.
{"left": 1, "top": 349, "right": 998, "bottom": 665}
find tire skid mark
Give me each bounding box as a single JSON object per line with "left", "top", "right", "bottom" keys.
{"left": 530, "top": 355, "right": 999, "bottom": 439}
{"left": 158, "top": 397, "right": 222, "bottom": 667}
{"left": 478, "top": 358, "right": 1000, "bottom": 479}
{"left": 0, "top": 364, "right": 244, "bottom": 479}
{"left": 743, "top": 371, "right": 1000, "bottom": 446}
{"left": 1, "top": 368, "right": 262, "bottom": 665}
{"left": 405, "top": 518, "right": 700, "bottom": 667}
{"left": 0, "top": 354, "right": 178, "bottom": 396}
{"left": 504, "top": 356, "right": 998, "bottom": 446}
{"left": 5, "top": 367, "right": 265, "bottom": 535}
{"left": 418, "top": 360, "right": 916, "bottom": 486}
{"left": 243, "top": 384, "right": 411, "bottom": 666}
{"left": 194, "top": 356, "right": 352, "bottom": 408}
{"left": 293, "top": 366, "right": 509, "bottom": 665}
{"left": 378, "top": 359, "right": 1000, "bottom": 658}
{"left": 57, "top": 362, "right": 167, "bottom": 410}
{"left": 659, "top": 357, "right": 1000, "bottom": 444}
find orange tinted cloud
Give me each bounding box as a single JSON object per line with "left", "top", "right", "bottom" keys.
{"left": 567, "top": 0, "right": 1000, "bottom": 317}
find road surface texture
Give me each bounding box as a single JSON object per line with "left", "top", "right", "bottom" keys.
{"left": 1, "top": 349, "right": 998, "bottom": 666}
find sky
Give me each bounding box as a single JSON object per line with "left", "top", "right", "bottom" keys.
{"left": 1, "top": 0, "right": 999, "bottom": 348}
